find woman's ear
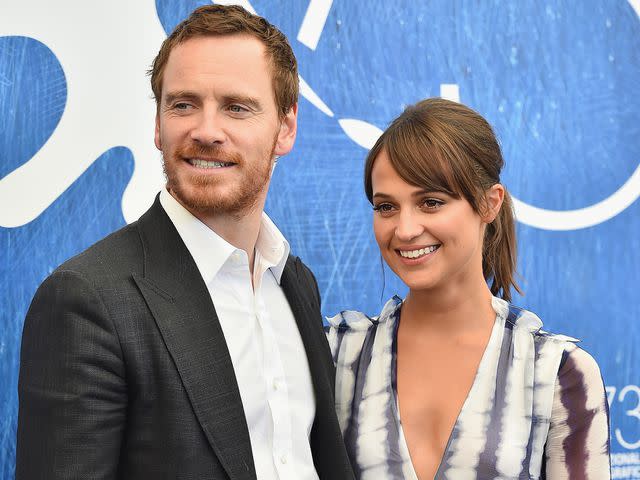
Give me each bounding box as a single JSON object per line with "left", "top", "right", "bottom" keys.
{"left": 482, "top": 184, "right": 505, "bottom": 223}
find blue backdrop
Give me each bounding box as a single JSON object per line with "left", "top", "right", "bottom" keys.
{"left": 1, "top": 1, "right": 639, "bottom": 478}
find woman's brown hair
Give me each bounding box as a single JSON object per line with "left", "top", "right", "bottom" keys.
{"left": 364, "top": 98, "right": 521, "bottom": 301}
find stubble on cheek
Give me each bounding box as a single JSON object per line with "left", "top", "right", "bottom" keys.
{"left": 162, "top": 136, "right": 277, "bottom": 217}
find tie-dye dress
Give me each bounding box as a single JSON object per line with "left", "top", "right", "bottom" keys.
{"left": 326, "top": 296, "right": 611, "bottom": 480}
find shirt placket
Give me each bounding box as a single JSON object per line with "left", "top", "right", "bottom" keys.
{"left": 253, "top": 270, "right": 294, "bottom": 479}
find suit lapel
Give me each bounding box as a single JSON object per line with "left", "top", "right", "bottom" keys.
{"left": 281, "top": 259, "right": 355, "bottom": 479}
{"left": 280, "top": 259, "right": 333, "bottom": 403}
{"left": 132, "top": 198, "right": 255, "bottom": 480}
{"left": 279, "top": 260, "right": 334, "bottom": 420}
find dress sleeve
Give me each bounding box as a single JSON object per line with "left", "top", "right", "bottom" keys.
{"left": 544, "top": 344, "right": 611, "bottom": 479}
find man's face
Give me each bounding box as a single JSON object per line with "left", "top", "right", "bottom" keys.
{"left": 155, "top": 35, "right": 297, "bottom": 217}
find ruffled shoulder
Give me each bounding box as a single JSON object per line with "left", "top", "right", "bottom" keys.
{"left": 491, "top": 296, "right": 579, "bottom": 343}
{"left": 326, "top": 295, "right": 402, "bottom": 332}
{"left": 325, "top": 309, "right": 375, "bottom": 331}
{"left": 325, "top": 295, "right": 402, "bottom": 368}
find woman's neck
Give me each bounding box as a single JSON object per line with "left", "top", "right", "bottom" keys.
{"left": 401, "top": 281, "right": 497, "bottom": 337}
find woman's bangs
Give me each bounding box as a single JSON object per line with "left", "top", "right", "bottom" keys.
{"left": 385, "top": 124, "right": 461, "bottom": 198}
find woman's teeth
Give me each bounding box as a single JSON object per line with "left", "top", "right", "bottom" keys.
{"left": 398, "top": 245, "right": 439, "bottom": 258}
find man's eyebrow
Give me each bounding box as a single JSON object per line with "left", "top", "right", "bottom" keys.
{"left": 162, "top": 91, "right": 263, "bottom": 111}
{"left": 221, "top": 94, "right": 262, "bottom": 111}
{"left": 163, "top": 90, "right": 200, "bottom": 105}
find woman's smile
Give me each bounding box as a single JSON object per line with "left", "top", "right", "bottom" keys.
{"left": 396, "top": 245, "right": 440, "bottom": 264}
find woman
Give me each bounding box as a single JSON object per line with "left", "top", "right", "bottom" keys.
{"left": 326, "top": 98, "right": 610, "bottom": 479}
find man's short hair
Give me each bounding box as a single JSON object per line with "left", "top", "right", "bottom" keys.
{"left": 149, "top": 4, "right": 299, "bottom": 118}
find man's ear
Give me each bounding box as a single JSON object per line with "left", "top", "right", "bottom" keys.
{"left": 482, "top": 184, "right": 505, "bottom": 223}
{"left": 274, "top": 103, "right": 298, "bottom": 157}
{"left": 154, "top": 111, "right": 162, "bottom": 151}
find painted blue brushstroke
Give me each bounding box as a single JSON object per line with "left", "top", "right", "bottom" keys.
{"left": 0, "top": 36, "right": 66, "bottom": 178}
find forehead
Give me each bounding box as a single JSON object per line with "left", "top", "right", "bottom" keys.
{"left": 373, "top": 131, "right": 470, "bottom": 197}
{"left": 162, "top": 34, "right": 273, "bottom": 96}
{"left": 371, "top": 151, "right": 418, "bottom": 191}
{"left": 371, "top": 149, "right": 463, "bottom": 201}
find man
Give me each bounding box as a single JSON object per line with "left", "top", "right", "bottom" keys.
{"left": 16, "top": 5, "right": 354, "bottom": 480}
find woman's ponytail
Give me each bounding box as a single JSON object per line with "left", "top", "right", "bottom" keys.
{"left": 482, "top": 189, "right": 521, "bottom": 301}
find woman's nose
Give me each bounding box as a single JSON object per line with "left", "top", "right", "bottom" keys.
{"left": 394, "top": 210, "right": 424, "bottom": 242}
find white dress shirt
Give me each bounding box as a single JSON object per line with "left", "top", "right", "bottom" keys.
{"left": 160, "top": 189, "right": 319, "bottom": 480}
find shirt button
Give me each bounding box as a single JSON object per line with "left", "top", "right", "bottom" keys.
{"left": 280, "top": 454, "right": 287, "bottom": 464}
{"left": 272, "top": 380, "right": 279, "bottom": 391}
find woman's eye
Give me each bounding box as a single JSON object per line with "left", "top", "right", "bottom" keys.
{"left": 422, "top": 198, "right": 444, "bottom": 210}
{"left": 373, "top": 203, "right": 395, "bottom": 215}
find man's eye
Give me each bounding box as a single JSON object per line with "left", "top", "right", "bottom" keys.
{"left": 229, "top": 105, "right": 248, "bottom": 113}
{"left": 173, "top": 103, "right": 191, "bottom": 110}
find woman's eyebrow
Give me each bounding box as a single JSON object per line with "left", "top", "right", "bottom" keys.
{"left": 373, "top": 189, "right": 432, "bottom": 200}
{"left": 372, "top": 192, "right": 393, "bottom": 200}
{"left": 411, "top": 189, "right": 439, "bottom": 197}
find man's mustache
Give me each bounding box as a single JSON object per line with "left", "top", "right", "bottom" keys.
{"left": 175, "top": 143, "right": 242, "bottom": 164}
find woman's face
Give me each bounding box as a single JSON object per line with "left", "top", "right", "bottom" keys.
{"left": 371, "top": 150, "right": 491, "bottom": 294}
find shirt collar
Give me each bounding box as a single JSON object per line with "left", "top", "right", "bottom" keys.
{"left": 159, "top": 189, "right": 290, "bottom": 285}
{"left": 255, "top": 213, "right": 290, "bottom": 283}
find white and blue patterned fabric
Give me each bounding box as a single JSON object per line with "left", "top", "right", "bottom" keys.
{"left": 326, "top": 296, "right": 611, "bottom": 479}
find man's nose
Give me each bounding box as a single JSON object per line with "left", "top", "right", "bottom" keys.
{"left": 190, "top": 109, "right": 226, "bottom": 145}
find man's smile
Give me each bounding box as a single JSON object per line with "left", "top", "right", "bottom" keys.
{"left": 187, "top": 158, "right": 236, "bottom": 169}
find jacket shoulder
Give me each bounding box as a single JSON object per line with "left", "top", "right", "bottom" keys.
{"left": 52, "top": 221, "right": 143, "bottom": 281}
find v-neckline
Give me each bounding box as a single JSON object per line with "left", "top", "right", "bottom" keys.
{"left": 389, "top": 300, "right": 505, "bottom": 480}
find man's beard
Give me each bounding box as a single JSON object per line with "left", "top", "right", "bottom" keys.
{"left": 163, "top": 139, "right": 276, "bottom": 219}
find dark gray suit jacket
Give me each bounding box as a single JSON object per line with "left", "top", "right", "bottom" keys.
{"left": 16, "top": 197, "right": 354, "bottom": 480}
